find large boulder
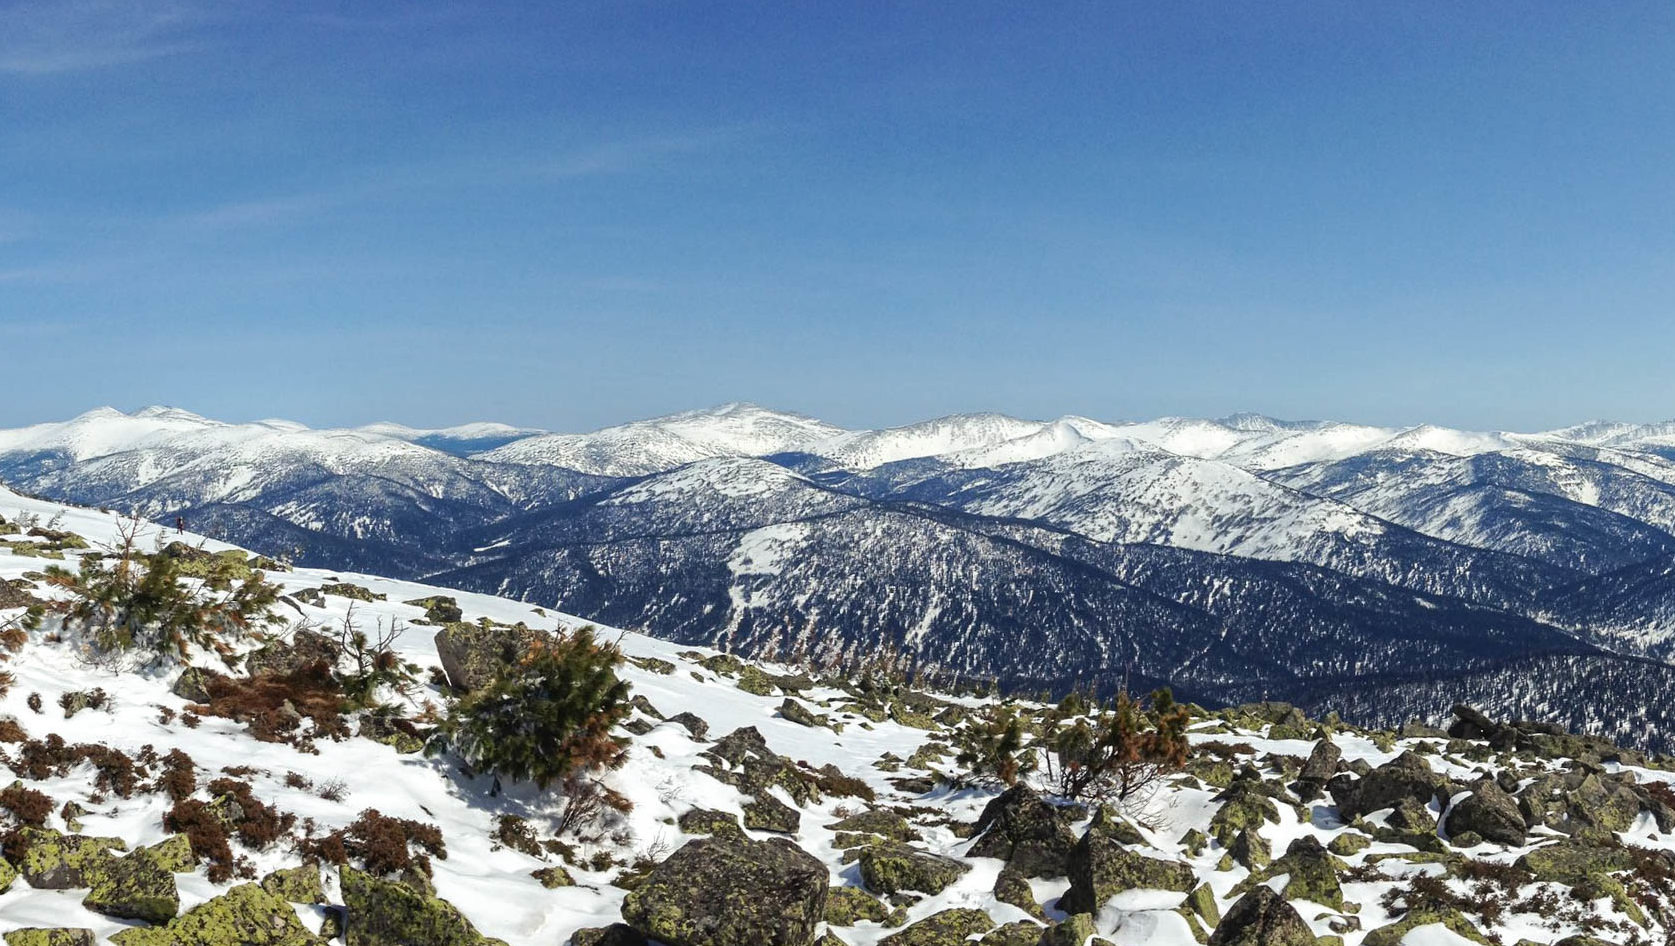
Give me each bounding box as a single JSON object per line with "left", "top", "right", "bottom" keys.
{"left": 1207, "top": 887, "right": 1317, "bottom": 946}
{"left": 107, "top": 883, "right": 322, "bottom": 946}
{"left": 83, "top": 848, "right": 179, "bottom": 925}
{"left": 1059, "top": 831, "right": 1195, "bottom": 914}
{"left": 1295, "top": 739, "right": 1342, "bottom": 798}
{"left": 966, "top": 784, "right": 1077, "bottom": 879}
{"left": 859, "top": 842, "right": 970, "bottom": 896}
{"left": 341, "top": 867, "right": 507, "bottom": 946}
{"left": 245, "top": 629, "right": 341, "bottom": 677}
{"left": 878, "top": 909, "right": 993, "bottom": 946}
{"left": 432, "top": 622, "right": 550, "bottom": 692}
{"left": 12, "top": 829, "right": 124, "bottom": 889}
{"left": 621, "top": 835, "right": 828, "bottom": 946}
{"left": 3, "top": 933, "right": 96, "bottom": 946}
{"left": 1262, "top": 836, "right": 1341, "bottom": 909}
{"left": 1444, "top": 780, "right": 1526, "bottom": 846}
{"left": 1331, "top": 751, "right": 1445, "bottom": 821}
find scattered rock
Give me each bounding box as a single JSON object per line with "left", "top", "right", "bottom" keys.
{"left": 621, "top": 834, "right": 828, "bottom": 946}
{"left": 860, "top": 842, "right": 971, "bottom": 896}
{"left": 967, "top": 784, "right": 1078, "bottom": 879}
{"left": 1331, "top": 751, "right": 1444, "bottom": 821}
{"left": 1208, "top": 887, "right": 1318, "bottom": 946}
{"left": 879, "top": 908, "right": 993, "bottom": 946}
{"left": 107, "top": 882, "right": 322, "bottom": 946}
{"left": 3, "top": 932, "right": 96, "bottom": 946}
{"left": 433, "top": 621, "right": 551, "bottom": 692}
{"left": 341, "top": 866, "right": 507, "bottom": 946}
{"left": 1060, "top": 830, "right": 1195, "bottom": 913}
{"left": 1444, "top": 779, "right": 1526, "bottom": 847}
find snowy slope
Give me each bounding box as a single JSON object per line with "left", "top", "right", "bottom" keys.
{"left": 0, "top": 484, "right": 1671, "bottom": 946}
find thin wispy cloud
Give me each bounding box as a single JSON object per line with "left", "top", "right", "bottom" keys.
{"left": 0, "top": 0, "right": 207, "bottom": 75}
{"left": 173, "top": 127, "right": 752, "bottom": 234}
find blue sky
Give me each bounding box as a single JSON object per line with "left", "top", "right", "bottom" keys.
{"left": 2, "top": 1, "right": 1672, "bottom": 432}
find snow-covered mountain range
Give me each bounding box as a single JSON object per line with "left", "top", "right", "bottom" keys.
{"left": 5, "top": 402, "right": 1675, "bottom": 725}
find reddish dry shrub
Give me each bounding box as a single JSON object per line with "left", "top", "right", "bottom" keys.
{"left": 205, "top": 778, "right": 295, "bottom": 848}
{"left": 164, "top": 799, "right": 234, "bottom": 881}
{"left": 190, "top": 661, "right": 349, "bottom": 748}
{"left": 0, "top": 717, "right": 26, "bottom": 743}
{"left": 156, "top": 749, "right": 196, "bottom": 802}
{"left": 299, "top": 808, "right": 447, "bottom": 878}
{"left": 0, "top": 783, "right": 52, "bottom": 827}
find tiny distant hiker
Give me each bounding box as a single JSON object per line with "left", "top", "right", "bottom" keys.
{"left": 176, "top": 516, "right": 186, "bottom": 533}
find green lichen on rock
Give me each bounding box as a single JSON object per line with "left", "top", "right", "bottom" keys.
{"left": 879, "top": 908, "right": 993, "bottom": 946}
{"left": 341, "top": 866, "right": 507, "bottom": 946}
{"left": 1326, "top": 833, "right": 1371, "bottom": 856}
{"left": 827, "top": 809, "right": 918, "bottom": 842}
{"left": 1209, "top": 785, "right": 1280, "bottom": 846}
{"left": 621, "top": 834, "right": 828, "bottom": 946}
{"left": 734, "top": 664, "right": 777, "bottom": 696}
{"left": 1228, "top": 828, "right": 1270, "bottom": 871}
{"left": 0, "top": 856, "right": 16, "bottom": 893}
{"left": 3, "top": 931, "right": 95, "bottom": 946}
{"left": 859, "top": 842, "right": 970, "bottom": 895}
{"left": 1037, "top": 913, "right": 1098, "bottom": 946}
{"left": 141, "top": 834, "right": 197, "bottom": 873}
{"left": 742, "top": 794, "right": 801, "bottom": 834}
{"left": 1180, "top": 883, "right": 1221, "bottom": 927}
{"left": 14, "top": 828, "right": 125, "bottom": 889}
{"left": 1060, "top": 832, "right": 1196, "bottom": 913}
{"left": 108, "top": 882, "right": 323, "bottom": 946}
{"left": 993, "top": 866, "right": 1045, "bottom": 919}
{"left": 825, "top": 885, "right": 894, "bottom": 925}
{"left": 1207, "top": 887, "right": 1317, "bottom": 946}
{"left": 260, "top": 865, "right": 326, "bottom": 903}
{"left": 1235, "top": 836, "right": 1342, "bottom": 909}
{"left": 677, "top": 808, "right": 744, "bottom": 838}
{"left": 1514, "top": 841, "right": 1646, "bottom": 926}
{"left": 526, "top": 865, "right": 572, "bottom": 888}
{"left": 1359, "top": 908, "right": 1492, "bottom": 946}
{"left": 83, "top": 848, "right": 180, "bottom": 925}
{"left": 978, "top": 921, "right": 1043, "bottom": 946}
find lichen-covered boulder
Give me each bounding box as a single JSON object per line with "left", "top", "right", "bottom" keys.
{"left": 433, "top": 621, "right": 550, "bottom": 692}
{"left": 108, "top": 883, "right": 323, "bottom": 946}
{"left": 1037, "top": 913, "right": 1098, "bottom": 946}
{"left": 140, "top": 834, "right": 196, "bottom": 873}
{"left": 14, "top": 829, "right": 125, "bottom": 889}
{"left": 859, "top": 842, "right": 970, "bottom": 896}
{"left": 1228, "top": 828, "right": 1270, "bottom": 871}
{"left": 261, "top": 865, "right": 326, "bottom": 903}
{"left": 3, "top": 932, "right": 95, "bottom": 946}
{"left": 1207, "top": 887, "right": 1317, "bottom": 946}
{"left": 879, "top": 909, "right": 993, "bottom": 946}
{"left": 743, "top": 794, "right": 801, "bottom": 834}
{"left": 570, "top": 927, "right": 648, "bottom": 946}
{"left": 1263, "top": 836, "right": 1341, "bottom": 909}
{"left": 83, "top": 848, "right": 179, "bottom": 925}
{"left": 1332, "top": 751, "right": 1445, "bottom": 821}
{"left": 532, "top": 866, "right": 575, "bottom": 888}
{"left": 0, "top": 856, "right": 16, "bottom": 893}
{"left": 780, "top": 698, "right": 822, "bottom": 727}
{"left": 245, "top": 629, "right": 341, "bottom": 677}
{"left": 1059, "top": 831, "right": 1196, "bottom": 914}
{"left": 993, "top": 866, "right": 1045, "bottom": 919}
{"left": 1444, "top": 780, "right": 1526, "bottom": 847}
{"left": 1209, "top": 781, "right": 1280, "bottom": 846}
{"left": 828, "top": 809, "right": 918, "bottom": 842}
{"left": 824, "top": 886, "right": 895, "bottom": 925}
{"left": 621, "top": 834, "right": 828, "bottom": 946}
{"left": 677, "top": 808, "right": 744, "bottom": 838}
{"left": 1360, "top": 907, "right": 1492, "bottom": 946}
{"left": 978, "top": 922, "right": 1044, "bottom": 946}
{"left": 967, "top": 784, "right": 1077, "bottom": 879}
{"left": 171, "top": 666, "right": 215, "bottom": 702}
{"left": 406, "top": 595, "right": 464, "bottom": 623}
{"left": 341, "top": 867, "right": 507, "bottom": 946}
